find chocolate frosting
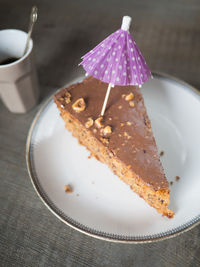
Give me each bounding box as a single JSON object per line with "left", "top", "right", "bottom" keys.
{"left": 55, "top": 77, "right": 168, "bottom": 191}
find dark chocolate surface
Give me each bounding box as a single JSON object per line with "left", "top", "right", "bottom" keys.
{"left": 55, "top": 77, "right": 168, "bottom": 190}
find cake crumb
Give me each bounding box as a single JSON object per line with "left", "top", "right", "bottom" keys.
{"left": 91, "top": 181, "right": 95, "bottom": 184}
{"left": 176, "top": 176, "right": 180, "bottom": 181}
{"left": 88, "top": 154, "right": 92, "bottom": 159}
{"left": 76, "top": 194, "right": 79, "bottom": 197}
{"left": 160, "top": 151, "right": 164, "bottom": 156}
{"left": 170, "top": 181, "right": 173, "bottom": 186}
{"left": 64, "top": 185, "right": 73, "bottom": 193}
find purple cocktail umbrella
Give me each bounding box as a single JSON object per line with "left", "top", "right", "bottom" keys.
{"left": 80, "top": 16, "right": 152, "bottom": 116}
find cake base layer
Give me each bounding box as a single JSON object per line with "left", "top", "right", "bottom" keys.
{"left": 57, "top": 106, "right": 174, "bottom": 218}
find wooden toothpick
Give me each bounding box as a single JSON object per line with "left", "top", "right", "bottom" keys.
{"left": 100, "top": 83, "right": 112, "bottom": 116}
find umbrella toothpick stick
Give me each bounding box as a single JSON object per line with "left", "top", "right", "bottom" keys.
{"left": 100, "top": 16, "right": 132, "bottom": 117}
{"left": 100, "top": 83, "right": 112, "bottom": 117}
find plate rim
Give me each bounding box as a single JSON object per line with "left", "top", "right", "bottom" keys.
{"left": 26, "top": 72, "right": 200, "bottom": 243}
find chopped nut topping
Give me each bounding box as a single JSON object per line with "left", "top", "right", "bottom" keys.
{"left": 95, "top": 116, "right": 103, "bottom": 128}
{"left": 64, "top": 185, "right": 73, "bottom": 193}
{"left": 72, "top": 98, "right": 86, "bottom": 112}
{"left": 124, "top": 132, "right": 131, "bottom": 139}
{"left": 85, "top": 117, "right": 94, "bottom": 128}
{"left": 65, "top": 98, "right": 71, "bottom": 104}
{"left": 118, "top": 134, "right": 122, "bottom": 137}
{"left": 129, "top": 101, "right": 135, "bottom": 107}
{"left": 126, "top": 121, "right": 131, "bottom": 126}
{"left": 59, "top": 97, "right": 64, "bottom": 101}
{"left": 109, "top": 117, "right": 112, "bottom": 121}
{"left": 100, "top": 137, "right": 109, "bottom": 145}
{"left": 65, "top": 92, "right": 71, "bottom": 98}
{"left": 102, "top": 125, "right": 112, "bottom": 136}
{"left": 125, "top": 92, "right": 134, "bottom": 101}
{"left": 118, "top": 105, "right": 122, "bottom": 109}
{"left": 65, "top": 92, "right": 71, "bottom": 104}
{"left": 120, "top": 122, "right": 124, "bottom": 127}
{"left": 93, "top": 129, "right": 97, "bottom": 133}
{"left": 122, "top": 94, "right": 126, "bottom": 98}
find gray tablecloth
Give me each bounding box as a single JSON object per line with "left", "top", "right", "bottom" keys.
{"left": 0, "top": 0, "right": 200, "bottom": 266}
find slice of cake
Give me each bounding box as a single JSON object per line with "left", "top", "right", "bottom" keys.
{"left": 54, "top": 76, "right": 174, "bottom": 218}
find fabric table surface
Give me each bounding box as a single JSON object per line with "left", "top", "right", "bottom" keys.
{"left": 0, "top": 0, "right": 200, "bottom": 266}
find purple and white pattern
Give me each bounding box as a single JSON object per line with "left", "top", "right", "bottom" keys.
{"left": 80, "top": 29, "right": 152, "bottom": 86}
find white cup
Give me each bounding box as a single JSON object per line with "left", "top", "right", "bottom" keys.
{"left": 0, "top": 29, "right": 39, "bottom": 113}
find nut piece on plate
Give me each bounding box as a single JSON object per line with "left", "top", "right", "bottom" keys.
{"left": 95, "top": 116, "right": 103, "bottom": 128}
{"left": 101, "top": 125, "right": 112, "bottom": 136}
{"left": 64, "top": 184, "right": 73, "bottom": 193}
{"left": 85, "top": 117, "right": 94, "bottom": 128}
{"left": 125, "top": 92, "right": 134, "bottom": 101}
{"left": 65, "top": 91, "right": 71, "bottom": 104}
{"left": 72, "top": 98, "right": 86, "bottom": 112}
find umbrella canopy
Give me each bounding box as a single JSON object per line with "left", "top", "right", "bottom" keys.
{"left": 80, "top": 16, "right": 151, "bottom": 87}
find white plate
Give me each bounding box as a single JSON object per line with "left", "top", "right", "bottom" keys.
{"left": 26, "top": 73, "right": 200, "bottom": 243}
